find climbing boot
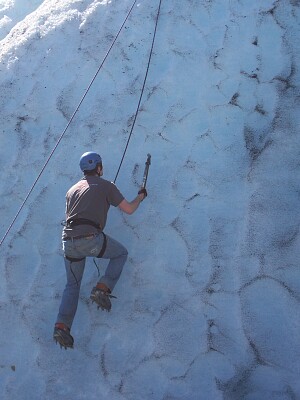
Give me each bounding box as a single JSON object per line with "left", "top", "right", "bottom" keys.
{"left": 53, "top": 323, "right": 74, "bottom": 349}
{"left": 90, "top": 283, "right": 116, "bottom": 312}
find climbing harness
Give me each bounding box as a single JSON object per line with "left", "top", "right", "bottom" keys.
{"left": 97, "top": 232, "right": 107, "bottom": 259}
{"left": 64, "top": 217, "right": 107, "bottom": 258}
{"left": 65, "top": 229, "right": 107, "bottom": 287}
{"left": 66, "top": 218, "right": 102, "bottom": 231}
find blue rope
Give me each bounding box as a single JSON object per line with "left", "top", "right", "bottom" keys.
{"left": 114, "top": 0, "right": 163, "bottom": 183}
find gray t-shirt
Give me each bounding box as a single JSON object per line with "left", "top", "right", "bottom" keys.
{"left": 62, "top": 175, "right": 124, "bottom": 238}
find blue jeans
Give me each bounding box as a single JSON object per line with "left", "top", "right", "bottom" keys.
{"left": 56, "top": 233, "right": 128, "bottom": 328}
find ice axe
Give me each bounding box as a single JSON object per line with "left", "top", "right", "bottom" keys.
{"left": 138, "top": 154, "right": 151, "bottom": 199}
{"left": 142, "top": 153, "right": 151, "bottom": 189}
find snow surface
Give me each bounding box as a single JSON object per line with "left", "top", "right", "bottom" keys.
{"left": 0, "top": 0, "right": 300, "bottom": 399}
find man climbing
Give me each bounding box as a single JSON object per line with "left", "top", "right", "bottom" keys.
{"left": 53, "top": 151, "right": 147, "bottom": 349}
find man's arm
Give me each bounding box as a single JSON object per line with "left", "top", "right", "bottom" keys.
{"left": 118, "top": 190, "right": 146, "bottom": 215}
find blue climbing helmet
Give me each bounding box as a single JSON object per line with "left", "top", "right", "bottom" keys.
{"left": 79, "top": 151, "right": 102, "bottom": 172}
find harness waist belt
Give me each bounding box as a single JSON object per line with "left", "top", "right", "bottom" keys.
{"left": 64, "top": 233, "right": 99, "bottom": 241}
{"left": 66, "top": 218, "right": 101, "bottom": 230}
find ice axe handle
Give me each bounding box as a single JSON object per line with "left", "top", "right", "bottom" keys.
{"left": 141, "top": 154, "right": 151, "bottom": 189}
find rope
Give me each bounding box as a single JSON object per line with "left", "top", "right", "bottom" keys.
{"left": 0, "top": 0, "right": 138, "bottom": 248}
{"left": 114, "top": 0, "right": 163, "bottom": 183}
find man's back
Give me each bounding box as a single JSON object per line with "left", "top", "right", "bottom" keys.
{"left": 63, "top": 176, "right": 124, "bottom": 237}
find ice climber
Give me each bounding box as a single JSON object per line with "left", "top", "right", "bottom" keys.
{"left": 53, "top": 151, "right": 147, "bottom": 349}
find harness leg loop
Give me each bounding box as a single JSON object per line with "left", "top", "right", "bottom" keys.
{"left": 97, "top": 232, "right": 107, "bottom": 258}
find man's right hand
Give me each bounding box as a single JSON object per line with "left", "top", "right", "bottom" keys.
{"left": 138, "top": 188, "right": 147, "bottom": 201}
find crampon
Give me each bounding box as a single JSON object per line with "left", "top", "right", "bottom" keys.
{"left": 53, "top": 323, "right": 74, "bottom": 350}
{"left": 90, "top": 284, "right": 116, "bottom": 312}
